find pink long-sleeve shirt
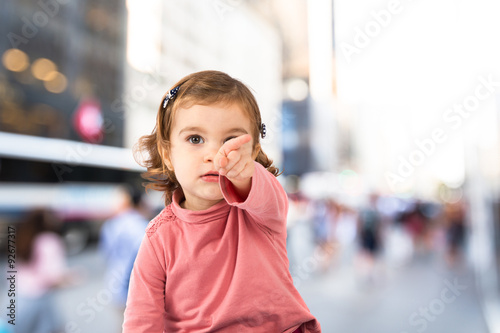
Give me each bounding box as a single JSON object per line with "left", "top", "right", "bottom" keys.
{"left": 123, "top": 162, "right": 321, "bottom": 332}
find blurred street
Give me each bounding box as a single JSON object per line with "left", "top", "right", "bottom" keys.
{"left": 2, "top": 1, "right": 500, "bottom": 332}
{"left": 301, "top": 261, "right": 488, "bottom": 333}
{"left": 289, "top": 223, "right": 489, "bottom": 333}
{"left": 52, "top": 246, "right": 121, "bottom": 333}
{"left": 51, "top": 218, "right": 489, "bottom": 333}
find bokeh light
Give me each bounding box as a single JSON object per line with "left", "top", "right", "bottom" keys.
{"left": 285, "top": 78, "right": 309, "bottom": 101}
{"left": 31, "top": 58, "right": 58, "bottom": 81}
{"left": 2, "top": 48, "right": 29, "bottom": 72}
{"left": 43, "top": 71, "right": 68, "bottom": 94}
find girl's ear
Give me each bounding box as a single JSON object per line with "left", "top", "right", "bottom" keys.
{"left": 252, "top": 143, "right": 261, "bottom": 160}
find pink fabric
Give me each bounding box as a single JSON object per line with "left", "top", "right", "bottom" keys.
{"left": 123, "top": 162, "right": 321, "bottom": 332}
{"left": 18, "top": 232, "right": 66, "bottom": 298}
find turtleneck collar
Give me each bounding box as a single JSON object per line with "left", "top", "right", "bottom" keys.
{"left": 170, "top": 189, "right": 230, "bottom": 223}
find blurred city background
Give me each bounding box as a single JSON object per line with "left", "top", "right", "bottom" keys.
{"left": 0, "top": 0, "right": 499, "bottom": 332}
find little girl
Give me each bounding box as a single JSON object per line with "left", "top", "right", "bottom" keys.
{"left": 123, "top": 70, "right": 321, "bottom": 333}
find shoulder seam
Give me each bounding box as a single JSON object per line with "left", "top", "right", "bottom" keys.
{"left": 146, "top": 205, "right": 174, "bottom": 236}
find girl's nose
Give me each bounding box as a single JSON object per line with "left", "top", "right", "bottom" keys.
{"left": 203, "top": 144, "right": 219, "bottom": 163}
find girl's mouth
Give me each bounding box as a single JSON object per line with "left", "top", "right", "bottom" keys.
{"left": 201, "top": 172, "right": 219, "bottom": 182}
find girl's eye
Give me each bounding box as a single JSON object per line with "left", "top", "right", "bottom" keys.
{"left": 188, "top": 135, "right": 204, "bottom": 144}
{"left": 224, "top": 136, "right": 236, "bottom": 143}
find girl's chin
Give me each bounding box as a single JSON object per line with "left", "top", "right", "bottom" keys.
{"left": 194, "top": 191, "right": 224, "bottom": 203}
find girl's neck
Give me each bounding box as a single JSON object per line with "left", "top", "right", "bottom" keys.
{"left": 179, "top": 197, "right": 223, "bottom": 211}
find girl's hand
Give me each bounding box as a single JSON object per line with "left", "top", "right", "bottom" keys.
{"left": 214, "top": 134, "right": 254, "bottom": 185}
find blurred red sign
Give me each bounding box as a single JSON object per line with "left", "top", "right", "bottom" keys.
{"left": 73, "top": 98, "right": 103, "bottom": 143}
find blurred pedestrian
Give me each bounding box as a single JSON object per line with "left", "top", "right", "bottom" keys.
{"left": 311, "top": 198, "right": 337, "bottom": 272}
{"left": 400, "top": 200, "right": 429, "bottom": 255}
{"left": 99, "top": 186, "right": 149, "bottom": 330}
{"left": 443, "top": 198, "right": 467, "bottom": 267}
{"left": 333, "top": 203, "right": 358, "bottom": 263}
{"left": 17, "top": 208, "right": 73, "bottom": 333}
{"left": 123, "top": 71, "right": 320, "bottom": 332}
{"left": 356, "top": 193, "right": 382, "bottom": 284}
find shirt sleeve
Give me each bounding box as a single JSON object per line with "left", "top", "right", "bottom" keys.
{"left": 123, "top": 234, "right": 166, "bottom": 333}
{"left": 219, "top": 161, "right": 288, "bottom": 234}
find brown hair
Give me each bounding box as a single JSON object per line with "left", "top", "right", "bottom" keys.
{"left": 134, "top": 70, "right": 280, "bottom": 205}
{"left": 17, "top": 209, "right": 62, "bottom": 262}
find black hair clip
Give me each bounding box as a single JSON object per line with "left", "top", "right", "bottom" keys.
{"left": 260, "top": 123, "right": 266, "bottom": 139}
{"left": 162, "top": 86, "right": 180, "bottom": 109}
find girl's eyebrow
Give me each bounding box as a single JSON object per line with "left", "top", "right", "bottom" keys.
{"left": 227, "top": 127, "right": 248, "bottom": 135}
{"left": 178, "top": 127, "right": 248, "bottom": 135}
{"left": 178, "top": 126, "right": 206, "bottom": 135}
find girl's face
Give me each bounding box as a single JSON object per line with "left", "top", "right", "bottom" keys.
{"left": 166, "top": 102, "right": 256, "bottom": 211}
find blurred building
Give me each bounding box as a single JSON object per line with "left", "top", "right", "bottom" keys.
{"left": 123, "top": 0, "right": 283, "bottom": 165}
{"left": 334, "top": 0, "right": 500, "bottom": 330}
{"left": 255, "top": 0, "right": 340, "bottom": 176}
{"left": 0, "top": 0, "right": 287, "bottom": 248}
{"left": 282, "top": 98, "right": 312, "bottom": 175}
{"left": 0, "top": 0, "right": 127, "bottom": 148}
{"left": 0, "top": 0, "right": 145, "bottom": 228}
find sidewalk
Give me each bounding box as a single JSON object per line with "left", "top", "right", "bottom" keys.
{"left": 288, "top": 222, "right": 490, "bottom": 333}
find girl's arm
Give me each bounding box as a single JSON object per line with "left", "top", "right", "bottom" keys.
{"left": 220, "top": 161, "right": 288, "bottom": 234}
{"left": 123, "top": 235, "right": 166, "bottom": 332}
{"left": 215, "top": 134, "right": 287, "bottom": 233}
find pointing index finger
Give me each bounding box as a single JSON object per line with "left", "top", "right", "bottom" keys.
{"left": 219, "top": 134, "right": 252, "bottom": 156}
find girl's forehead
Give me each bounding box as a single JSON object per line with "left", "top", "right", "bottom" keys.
{"left": 178, "top": 99, "right": 244, "bottom": 111}
{"left": 175, "top": 102, "right": 252, "bottom": 120}
{"left": 171, "top": 102, "right": 252, "bottom": 128}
